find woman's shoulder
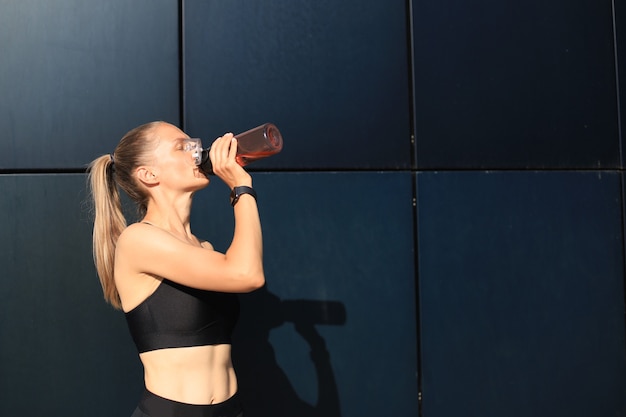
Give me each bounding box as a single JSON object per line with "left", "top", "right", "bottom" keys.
{"left": 117, "top": 222, "right": 167, "bottom": 249}
{"left": 118, "top": 222, "right": 207, "bottom": 252}
{"left": 120, "top": 221, "right": 153, "bottom": 237}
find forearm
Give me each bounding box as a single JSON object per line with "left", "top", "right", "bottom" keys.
{"left": 225, "top": 194, "right": 264, "bottom": 289}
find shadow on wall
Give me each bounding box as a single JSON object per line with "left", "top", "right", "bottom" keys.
{"left": 232, "top": 286, "right": 345, "bottom": 417}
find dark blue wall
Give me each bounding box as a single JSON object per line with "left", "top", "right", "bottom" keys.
{"left": 183, "top": 0, "right": 411, "bottom": 171}
{"left": 417, "top": 171, "right": 626, "bottom": 416}
{"left": 413, "top": 0, "right": 619, "bottom": 170}
{"left": 0, "top": 1, "right": 624, "bottom": 416}
{"left": 0, "top": 0, "right": 179, "bottom": 170}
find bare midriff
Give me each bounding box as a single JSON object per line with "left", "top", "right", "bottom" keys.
{"left": 139, "top": 344, "right": 237, "bottom": 405}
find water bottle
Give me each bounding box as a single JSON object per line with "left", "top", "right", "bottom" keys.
{"left": 198, "top": 123, "right": 283, "bottom": 175}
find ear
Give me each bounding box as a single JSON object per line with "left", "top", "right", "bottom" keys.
{"left": 136, "top": 166, "right": 160, "bottom": 186}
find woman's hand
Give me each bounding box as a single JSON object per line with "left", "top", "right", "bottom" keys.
{"left": 209, "top": 133, "right": 252, "bottom": 189}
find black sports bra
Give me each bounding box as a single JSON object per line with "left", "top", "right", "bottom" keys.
{"left": 124, "top": 278, "right": 240, "bottom": 353}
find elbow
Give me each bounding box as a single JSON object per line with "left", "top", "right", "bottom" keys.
{"left": 246, "top": 271, "right": 265, "bottom": 292}
{"left": 236, "top": 268, "right": 265, "bottom": 293}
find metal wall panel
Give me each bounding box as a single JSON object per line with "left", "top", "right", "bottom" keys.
{"left": 183, "top": 0, "right": 411, "bottom": 171}
{"left": 0, "top": 174, "right": 142, "bottom": 416}
{"left": 0, "top": 0, "right": 180, "bottom": 170}
{"left": 413, "top": 0, "right": 619, "bottom": 169}
{"left": 190, "top": 172, "right": 419, "bottom": 417}
{"left": 417, "top": 171, "right": 626, "bottom": 416}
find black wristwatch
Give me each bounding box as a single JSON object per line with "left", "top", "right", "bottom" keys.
{"left": 230, "top": 186, "right": 257, "bottom": 206}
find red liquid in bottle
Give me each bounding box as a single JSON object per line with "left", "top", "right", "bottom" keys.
{"left": 199, "top": 123, "right": 283, "bottom": 175}
{"left": 236, "top": 150, "right": 279, "bottom": 166}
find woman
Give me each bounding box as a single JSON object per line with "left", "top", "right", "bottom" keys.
{"left": 88, "top": 121, "right": 264, "bottom": 417}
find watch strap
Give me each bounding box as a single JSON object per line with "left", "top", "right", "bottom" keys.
{"left": 230, "top": 186, "right": 257, "bottom": 206}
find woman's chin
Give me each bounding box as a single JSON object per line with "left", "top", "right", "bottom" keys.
{"left": 194, "top": 168, "right": 210, "bottom": 181}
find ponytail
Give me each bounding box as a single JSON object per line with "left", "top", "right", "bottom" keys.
{"left": 87, "top": 121, "right": 161, "bottom": 309}
{"left": 87, "top": 154, "right": 126, "bottom": 309}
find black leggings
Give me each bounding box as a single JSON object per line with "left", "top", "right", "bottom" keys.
{"left": 130, "top": 389, "right": 243, "bottom": 417}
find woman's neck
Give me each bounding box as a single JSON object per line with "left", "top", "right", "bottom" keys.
{"left": 142, "top": 192, "right": 195, "bottom": 241}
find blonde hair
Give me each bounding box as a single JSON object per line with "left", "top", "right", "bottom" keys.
{"left": 87, "top": 121, "right": 161, "bottom": 308}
